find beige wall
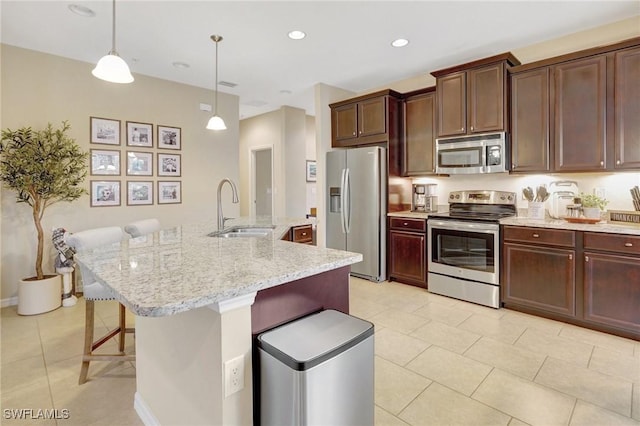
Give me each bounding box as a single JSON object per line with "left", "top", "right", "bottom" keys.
{"left": 239, "top": 106, "right": 309, "bottom": 219}
{"left": 1, "top": 45, "right": 240, "bottom": 304}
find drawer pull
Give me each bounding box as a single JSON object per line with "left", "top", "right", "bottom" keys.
{"left": 301, "top": 232, "right": 307, "bottom": 236}
{"left": 403, "top": 222, "right": 409, "bottom": 226}
{"left": 624, "top": 242, "right": 633, "bottom": 247}
{"left": 532, "top": 233, "right": 540, "bottom": 238}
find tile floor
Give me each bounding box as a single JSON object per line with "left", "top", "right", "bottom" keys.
{"left": 1, "top": 278, "right": 639, "bottom": 425}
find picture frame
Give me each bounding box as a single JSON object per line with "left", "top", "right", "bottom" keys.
{"left": 158, "top": 181, "right": 182, "bottom": 204}
{"left": 91, "top": 149, "right": 121, "bottom": 175}
{"left": 158, "top": 153, "right": 181, "bottom": 177}
{"left": 126, "top": 121, "right": 153, "bottom": 147}
{"left": 126, "top": 151, "right": 153, "bottom": 176}
{"left": 127, "top": 181, "right": 154, "bottom": 206}
{"left": 157, "top": 125, "right": 181, "bottom": 150}
{"left": 90, "top": 180, "right": 121, "bottom": 207}
{"left": 306, "top": 160, "right": 317, "bottom": 182}
{"left": 90, "top": 117, "right": 120, "bottom": 145}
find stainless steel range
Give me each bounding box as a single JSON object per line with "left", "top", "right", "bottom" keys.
{"left": 427, "top": 190, "right": 517, "bottom": 308}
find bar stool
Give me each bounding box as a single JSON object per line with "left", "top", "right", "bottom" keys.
{"left": 66, "top": 226, "right": 135, "bottom": 384}
{"left": 124, "top": 218, "right": 161, "bottom": 238}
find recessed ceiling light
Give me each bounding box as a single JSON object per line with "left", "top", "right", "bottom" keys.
{"left": 172, "top": 61, "right": 190, "bottom": 69}
{"left": 391, "top": 38, "right": 409, "bottom": 48}
{"left": 68, "top": 4, "right": 95, "bottom": 17}
{"left": 288, "top": 30, "right": 306, "bottom": 40}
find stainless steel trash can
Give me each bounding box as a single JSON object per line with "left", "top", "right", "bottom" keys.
{"left": 258, "top": 309, "right": 374, "bottom": 426}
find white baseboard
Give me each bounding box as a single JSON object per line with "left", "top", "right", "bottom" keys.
{"left": 134, "top": 392, "right": 159, "bottom": 426}
{"left": 1, "top": 296, "right": 18, "bottom": 308}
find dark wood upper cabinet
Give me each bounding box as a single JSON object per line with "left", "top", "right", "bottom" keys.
{"left": 332, "top": 103, "right": 358, "bottom": 144}
{"left": 553, "top": 55, "right": 608, "bottom": 172}
{"left": 329, "top": 90, "right": 402, "bottom": 148}
{"left": 614, "top": 46, "right": 640, "bottom": 170}
{"left": 509, "top": 37, "right": 640, "bottom": 173}
{"left": 436, "top": 72, "right": 466, "bottom": 137}
{"left": 402, "top": 88, "right": 436, "bottom": 176}
{"left": 510, "top": 68, "right": 551, "bottom": 172}
{"left": 432, "top": 53, "right": 520, "bottom": 138}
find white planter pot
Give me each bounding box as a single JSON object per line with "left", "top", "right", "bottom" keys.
{"left": 582, "top": 207, "right": 601, "bottom": 219}
{"left": 18, "top": 275, "right": 61, "bottom": 315}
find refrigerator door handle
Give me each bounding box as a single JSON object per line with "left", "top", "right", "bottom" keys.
{"left": 344, "top": 167, "right": 351, "bottom": 234}
{"left": 340, "top": 168, "right": 347, "bottom": 234}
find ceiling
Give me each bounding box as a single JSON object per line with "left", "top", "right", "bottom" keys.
{"left": 2, "top": 1, "right": 638, "bottom": 120}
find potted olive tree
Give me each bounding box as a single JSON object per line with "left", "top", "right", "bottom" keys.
{"left": 1, "top": 121, "right": 88, "bottom": 315}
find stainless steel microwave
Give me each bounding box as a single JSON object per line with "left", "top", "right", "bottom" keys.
{"left": 435, "top": 132, "right": 508, "bottom": 175}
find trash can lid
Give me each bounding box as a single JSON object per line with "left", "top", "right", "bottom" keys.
{"left": 257, "top": 310, "right": 374, "bottom": 371}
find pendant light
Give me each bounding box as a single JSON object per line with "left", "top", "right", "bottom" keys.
{"left": 92, "top": 0, "right": 134, "bottom": 84}
{"left": 206, "top": 35, "right": 227, "bottom": 130}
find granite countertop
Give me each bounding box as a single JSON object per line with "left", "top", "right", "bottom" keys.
{"left": 388, "top": 210, "right": 640, "bottom": 236}
{"left": 74, "top": 217, "right": 362, "bottom": 317}
{"left": 500, "top": 216, "right": 640, "bottom": 236}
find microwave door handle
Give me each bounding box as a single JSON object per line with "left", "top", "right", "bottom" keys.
{"left": 482, "top": 144, "right": 488, "bottom": 173}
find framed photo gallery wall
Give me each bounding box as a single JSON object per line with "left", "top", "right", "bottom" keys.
{"left": 89, "top": 117, "right": 182, "bottom": 207}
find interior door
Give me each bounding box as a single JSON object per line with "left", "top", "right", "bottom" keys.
{"left": 253, "top": 148, "right": 273, "bottom": 217}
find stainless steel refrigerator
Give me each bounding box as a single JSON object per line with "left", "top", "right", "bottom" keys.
{"left": 326, "top": 146, "right": 387, "bottom": 282}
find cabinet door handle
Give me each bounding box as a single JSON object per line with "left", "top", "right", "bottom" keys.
{"left": 616, "top": 160, "right": 621, "bottom": 165}
{"left": 625, "top": 242, "right": 633, "bottom": 247}
{"left": 352, "top": 131, "right": 356, "bottom": 136}
{"left": 512, "top": 163, "right": 517, "bottom": 169}
{"left": 470, "top": 126, "right": 474, "bottom": 131}
{"left": 600, "top": 161, "right": 604, "bottom": 166}
{"left": 532, "top": 233, "right": 540, "bottom": 238}
{"left": 568, "top": 254, "right": 573, "bottom": 260}
{"left": 585, "top": 256, "right": 589, "bottom": 262}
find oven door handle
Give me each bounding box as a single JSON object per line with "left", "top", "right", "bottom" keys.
{"left": 428, "top": 220, "right": 499, "bottom": 233}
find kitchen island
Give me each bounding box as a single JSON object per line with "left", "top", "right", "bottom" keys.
{"left": 74, "top": 217, "right": 362, "bottom": 426}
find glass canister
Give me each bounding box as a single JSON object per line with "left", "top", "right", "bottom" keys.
{"left": 566, "top": 204, "right": 582, "bottom": 218}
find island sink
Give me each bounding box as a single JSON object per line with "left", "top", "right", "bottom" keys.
{"left": 208, "top": 225, "right": 276, "bottom": 238}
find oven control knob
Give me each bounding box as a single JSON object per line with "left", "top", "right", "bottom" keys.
{"left": 508, "top": 195, "right": 513, "bottom": 201}
{"left": 449, "top": 194, "right": 454, "bottom": 200}
{"left": 455, "top": 194, "right": 461, "bottom": 199}
{"left": 500, "top": 196, "right": 505, "bottom": 200}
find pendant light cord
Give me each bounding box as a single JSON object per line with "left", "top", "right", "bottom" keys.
{"left": 111, "top": 0, "right": 117, "bottom": 55}
{"left": 214, "top": 38, "right": 219, "bottom": 115}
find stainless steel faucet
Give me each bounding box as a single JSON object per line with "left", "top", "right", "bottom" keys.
{"left": 217, "top": 178, "right": 239, "bottom": 231}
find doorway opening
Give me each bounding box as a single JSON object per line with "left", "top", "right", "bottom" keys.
{"left": 251, "top": 147, "right": 273, "bottom": 217}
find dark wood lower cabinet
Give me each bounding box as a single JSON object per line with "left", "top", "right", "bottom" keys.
{"left": 583, "top": 252, "right": 640, "bottom": 334}
{"left": 503, "top": 243, "right": 575, "bottom": 317}
{"left": 388, "top": 217, "right": 427, "bottom": 288}
{"left": 502, "top": 226, "right": 640, "bottom": 340}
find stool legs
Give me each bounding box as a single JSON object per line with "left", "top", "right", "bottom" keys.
{"left": 78, "top": 299, "right": 135, "bottom": 385}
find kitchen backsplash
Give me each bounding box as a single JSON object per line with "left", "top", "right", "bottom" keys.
{"left": 412, "top": 172, "right": 640, "bottom": 212}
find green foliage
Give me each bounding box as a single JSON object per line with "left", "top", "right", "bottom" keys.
{"left": 1, "top": 121, "right": 88, "bottom": 279}
{"left": 579, "top": 192, "right": 609, "bottom": 210}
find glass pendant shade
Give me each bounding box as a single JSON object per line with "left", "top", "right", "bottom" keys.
{"left": 206, "top": 115, "right": 227, "bottom": 130}
{"left": 92, "top": 53, "right": 134, "bottom": 83}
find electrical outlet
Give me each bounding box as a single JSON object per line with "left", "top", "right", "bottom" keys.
{"left": 224, "top": 354, "right": 245, "bottom": 397}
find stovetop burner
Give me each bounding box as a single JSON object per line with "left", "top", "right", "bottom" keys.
{"left": 433, "top": 190, "right": 518, "bottom": 222}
